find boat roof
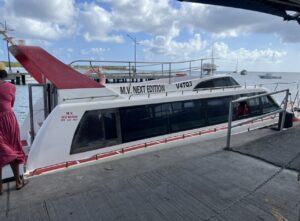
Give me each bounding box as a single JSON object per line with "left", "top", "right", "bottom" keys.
{"left": 9, "top": 45, "right": 104, "bottom": 89}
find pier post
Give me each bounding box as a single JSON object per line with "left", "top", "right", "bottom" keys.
{"left": 279, "top": 90, "right": 289, "bottom": 131}
{"left": 21, "top": 74, "right": 26, "bottom": 85}
{"left": 16, "top": 75, "right": 21, "bottom": 85}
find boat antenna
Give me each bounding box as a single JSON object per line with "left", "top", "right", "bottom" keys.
{"left": 211, "top": 44, "right": 214, "bottom": 76}
{"left": 0, "top": 21, "right": 15, "bottom": 73}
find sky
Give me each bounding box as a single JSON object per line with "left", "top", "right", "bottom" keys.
{"left": 1, "top": 0, "right": 300, "bottom": 72}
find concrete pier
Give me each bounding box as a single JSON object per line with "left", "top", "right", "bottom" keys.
{"left": 0, "top": 125, "right": 299, "bottom": 220}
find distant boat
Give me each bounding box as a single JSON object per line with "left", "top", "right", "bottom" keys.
{"left": 240, "top": 69, "right": 247, "bottom": 75}
{"left": 258, "top": 73, "right": 282, "bottom": 79}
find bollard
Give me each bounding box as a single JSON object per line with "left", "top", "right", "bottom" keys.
{"left": 21, "top": 74, "right": 26, "bottom": 85}
{"left": 16, "top": 76, "right": 21, "bottom": 85}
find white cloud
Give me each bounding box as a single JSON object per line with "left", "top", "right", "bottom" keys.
{"left": 142, "top": 33, "right": 207, "bottom": 60}
{"left": 79, "top": 0, "right": 179, "bottom": 43}
{"left": 5, "top": 0, "right": 76, "bottom": 24}
{"left": 2, "top": 0, "right": 300, "bottom": 44}
{"left": 79, "top": 3, "right": 123, "bottom": 43}
{"left": 213, "top": 42, "right": 286, "bottom": 63}
{"left": 211, "top": 42, "right": 287, "bottom": 71}
{"left": 80, "top": 47, "right": 109, "bottom": 60}
{"left": 107, "top": 0, "right": 179, "bottom": 37}
{"left": 1, "top": 0, "right": 77, "bottom": 40}
{"left": 178, "top": 2, "right": 300, "bottom": 42}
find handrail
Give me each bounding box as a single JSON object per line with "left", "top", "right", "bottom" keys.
{"left": 69, "top": 57, "right": 220, "bottom": 82}
{"left": 69, "top": 57, "right": 216, "bottom": 66}
{"left": 128, "top": 85, "right": 243, "bottom": 100}
{"left": 62, "top": 94, "right": 119, "bottom": 102}
{"left": 226, "top": 89, "right": 289, "bottom": 149}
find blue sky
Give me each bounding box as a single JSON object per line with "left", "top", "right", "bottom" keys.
{"left": 1, "top": 0, "right": 300, "bottom": 72}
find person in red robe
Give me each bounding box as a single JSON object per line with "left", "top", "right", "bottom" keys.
{"left": 0, "top": 63, "right": 27, "bottom": 194}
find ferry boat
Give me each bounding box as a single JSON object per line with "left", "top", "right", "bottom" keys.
{"left": 3, "top": 45, "right": 282, "bottom": 179}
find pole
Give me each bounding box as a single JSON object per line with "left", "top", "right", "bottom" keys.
{"left": 226, "top": 101, "right": 233, "bottom": 149}
{"left": 127, "top": 34, "right": 137, "bottom": 75}
{"left": 4, "top": 22, "right": 12, "bottom": 73}
{"left": 201, "top": 59, "right": 203, "bottom": 78}
{"left": 29, "top": 85, "right": 35, "bottom": 144}
{"left": 280, "top": 89, "right": 289, "bottom": 131}
{"left": 134, "top": 37, "right": 136, "bottom": 75}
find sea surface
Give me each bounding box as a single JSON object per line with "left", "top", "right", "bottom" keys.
{"left": 13, "top": 71, "right": 300, "bottom": 125}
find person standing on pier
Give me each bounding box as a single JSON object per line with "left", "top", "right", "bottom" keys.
{"left": 0, "top": 62, "right": 27, "bottom": 194}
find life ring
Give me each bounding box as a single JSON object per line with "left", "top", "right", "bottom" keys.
{"left": 83, "top": 67, "right": 106, "bottom": 85}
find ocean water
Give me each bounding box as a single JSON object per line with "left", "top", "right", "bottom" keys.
{"left": 13, "top": 71, "right": 300, "bottom": 125}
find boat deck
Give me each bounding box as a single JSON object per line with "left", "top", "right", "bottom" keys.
{"left": 1, "top": 124, "right": 300, "bottom": 221}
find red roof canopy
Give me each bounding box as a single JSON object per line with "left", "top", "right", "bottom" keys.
{"left": 9, "top": 45, "right": 104, "bottom": 89}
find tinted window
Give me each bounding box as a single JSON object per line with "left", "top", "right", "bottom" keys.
{"left": 213, "top": 78, "right": 228, "bottom": 87}
{"left": 120, "top": 104, "right": 169, "bottom": 142}
{"left": 194, "top": 79, "right": 214, "bottom": 89}
{"left": 234, "top": 93, "right": 262, "bottom": 118}
{"left": 169, "top": 100, "right": 205, "bottom": 132}
{"left": 206, "top": 97, "right": 232, "bottom": 125}
{"left": 248, "top": 97, "right": 261, "bottom": 116}
{"left": 194, "top": 77, "right": 239, "bottom": 89}
{"left": 71, "top": 110, "right": 120, "bottom": 154}
{"left": 104, "top": 113, "right": 118, "bottom": 139}
{"left": 262, "top": 96, "right": 279, "bottom": 114}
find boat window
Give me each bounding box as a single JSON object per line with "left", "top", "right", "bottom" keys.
{"left": 246, "top": 97, "right": 261, "bottom": 116}
{"left": 169, "top": 100, "right": 205, "bottom": 133}
{"left": 194, "top": 79, "right": 214, "bottom": 89}
{"left": 228, "top": 77, "right": 239, "bottom": 86}
{"left": 194, "top": 77, "right": 239, "bottom": 90}
{"left": 120, "top": 104, "right": 169, "bottom": 142}
{"left": 171, "top": 102, "right": 182, "bottom": 113}
{"left": 236, "top": 101, "right": 250, "bottom": 118}
{"left": 234, "top": 93, "right": 261, "bottom": 119}
{"left": 262, "top": 95, "right": 279, "bottom": 114}
{"left": 206, "top": 97, "right": 232, "bottom": 125}
{"left": 104, "top": 113, "right": 118, "bottom": 139}
{"left": 71, "top": 110, "right": 120, "bottom": 154}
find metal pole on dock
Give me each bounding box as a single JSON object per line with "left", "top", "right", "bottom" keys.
{"left": 279, "top": 89, "right": 289, "bottom": 131}
{"left": 127, "top": 34, "right": 138, "bottom": 75}
{"left": 226, "top": 101, "right": 233, "bottom": 149}
{"left": 4, "top": 22, "right": 12, "bottom": 73}
{"left": 169, "top": 63, "right": 171, "bottom": 84}
{"left": 21, "top": 74, "right": 26, "bottom": 85}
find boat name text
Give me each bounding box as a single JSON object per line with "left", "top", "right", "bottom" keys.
{"left": 175, "top": 81, "right": 192, "bottom": 89}
{"left": 120, "top": 85, "right": 166, "bottom": 94}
